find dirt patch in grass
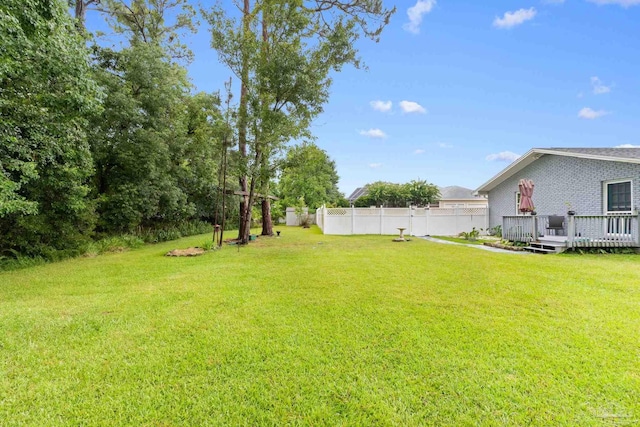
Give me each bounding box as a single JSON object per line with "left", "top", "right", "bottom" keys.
{"left": 165, "top": 247, "right": 206, "bottom": 257}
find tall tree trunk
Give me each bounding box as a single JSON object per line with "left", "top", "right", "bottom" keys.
{"left": 259, "top": 5, "right": 273, "bottom": 237}
{"left": 237, "top": 0, "right": 251, "bottom": 241}
{"left": 261, "top": 197, "right": 273, "bottom": 236}
{"left": 241, "top": 148, "right": 261, "bottom": 243}
{"left": 74, "top": 0, "right": 88, "bottom": 32}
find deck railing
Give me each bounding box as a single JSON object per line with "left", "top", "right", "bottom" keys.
{"left": 568, "top": 215, "right": 640, "bottom": 248}
{"left": 502, "top": 216, "right": 535, "bottom": 243}
{"left": 503, "top": 214, "right": 640, "bottom": 248}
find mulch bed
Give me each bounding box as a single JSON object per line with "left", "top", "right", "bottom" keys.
{"left": 483, "top": 242, "right": 525, "bottom": 252}
{"left": 165, "top": 247, "right": 206, "bottom": 257}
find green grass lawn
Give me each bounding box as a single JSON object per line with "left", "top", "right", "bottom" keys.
{"left": 1, "top": 227, "right": 639, "bottom": 426}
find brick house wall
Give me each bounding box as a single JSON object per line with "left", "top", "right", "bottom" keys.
{"left": 488, "top": 154, "right": 640, "bottom": 228}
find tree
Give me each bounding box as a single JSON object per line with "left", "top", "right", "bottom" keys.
{"left": 70, "top": 0, "right": 100, "bottom": 32}
{"left": 94, "top": 0, "right": 197, "bottom": 62}
{"left": 278, "top": 143, "right": 343, "bottom": 211}
{"left": 0, "top": 0, "right": 101, "bottom": 257}
{"left": 354, "top": 180, "right": 440, "bottom": 207}
{"left": 87, "top": 0, "right": 224, "bottom": 233}
{"left": 406, "top": 179, "right": 440, "bottom": 206}
{"left": 204, "top": 0, "right": 395, "bottom": 243}
{"left": 89, "top": 43, "right": 211, "bottom": 233}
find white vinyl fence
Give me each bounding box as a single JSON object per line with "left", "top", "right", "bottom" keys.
{"left": 315, "top": 206, "right": 488, "bottom": 236}
{"left": 286, "top": 207, "right": 306, "bottom": 226}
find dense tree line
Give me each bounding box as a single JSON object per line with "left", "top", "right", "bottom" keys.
{"left": 0, "top": 0, "right": 393, "bottom": 260}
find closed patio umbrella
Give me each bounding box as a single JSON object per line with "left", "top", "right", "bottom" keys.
{"left": 518, "top": 179, "right": 535, "bottom": 213}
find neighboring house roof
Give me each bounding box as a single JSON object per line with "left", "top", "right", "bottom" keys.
{"left": 438, "top": 185, "right": 485, "bottom": 200}
{"left": 347, "top": 187, "right": 368, "bottom": 203}
{"left": 476, "top": 147, "right": 640, "bottom": 194}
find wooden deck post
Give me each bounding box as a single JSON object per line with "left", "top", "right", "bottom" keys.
{"left": 567, "top": 215, "right": 575, "bottom": 248}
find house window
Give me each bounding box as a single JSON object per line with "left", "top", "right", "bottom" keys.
{"left": 604, "top": 179, "right": 633, "bottom": 234}
{"left": 515, "top": 192, "right": 523, "bottom": 215}
{"left": 606, "top": 180, "right": 632, "bottom": 213}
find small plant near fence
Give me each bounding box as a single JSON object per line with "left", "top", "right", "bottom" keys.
{"left": 294, "top": 196, "right": 312, "bottom": 228}
{"left": 459, "top": 227, "right": 482, "bottom": 241}
{"left": 487, "top": 225, "right": 502, "bottom": 238}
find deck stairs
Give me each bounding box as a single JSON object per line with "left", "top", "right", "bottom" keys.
{"left": 524, "top": 236, "right": 568, "bottom": 254}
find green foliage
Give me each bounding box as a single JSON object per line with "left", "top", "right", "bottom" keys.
{"left": 278, "top": 143, "right": 343, "bottom": 211}
{"left": 0, "top": 0, "right": 101, "bottom": 257}
{"left": 200, "top": 239, "right": 215, "bottom": 251}
{"left": 84, "top": 235, "right": 144, "bottom": 257}
{"left": 0, "top": 251, "right": 47, "bottom": 271}
{"left": 459, "top": 227, "right": 482, "bottom": 241}
{"left": 355, "top": 180, "right": 440, "bottom": 207}
{"left": 569, "top": 247, "right": 639, "bottom": 255}
{"left": 487, "top": 225, "right": 502, "bottom": 238}
{"left": 97, "top": 0, "right": 197, "bottom": 62}
{"left": 133, "top": 220, "right": 212, "bottom": 243}
{"left": 89, "top": 43, "right": 223, "bottom": 234}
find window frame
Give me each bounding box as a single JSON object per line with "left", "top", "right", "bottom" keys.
{"left": 603, "top": 179, "right": 633, "bottom": 215}
{"left": 603, "top": 179, "right": 633, "bottom": 236}
{"left": 515, "top": 191, "right": 525, "bottom": 216}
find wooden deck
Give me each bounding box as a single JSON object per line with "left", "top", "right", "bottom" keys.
{"left": 503, "top": 214, "right": 640, "bottom": 250}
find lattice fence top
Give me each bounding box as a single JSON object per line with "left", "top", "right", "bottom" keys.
{"left": 430, "top": 207, "right": 487, "bottom": 216}
{"left": 462, "top": 208, "right": 487, "bottom": 215}
{"left": 326, "top": 208, "right": 348, "bottom": 216}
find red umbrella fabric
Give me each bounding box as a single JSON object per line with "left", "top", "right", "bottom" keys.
{"left": 518, "top": 179, "right": 535, "bottom": 213}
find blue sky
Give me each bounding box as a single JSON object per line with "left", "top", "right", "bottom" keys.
{"left": 87, "top": 0, "right": 640, "bottom": 195}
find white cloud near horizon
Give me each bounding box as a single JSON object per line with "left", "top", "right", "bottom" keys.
{"left": 403, "top": 0, "right": 436, "bottom": 34}
{"left": 369, "top": 163, "right": 383, "bottom": 169}
{"left": 615, "top": 144, "right": 640, "bottom": 148}
{"left": 486, "top": 151, "right": 521, "bottom": 162}
{"left": 587, "top": 0, "right": 640, "bottom": 6}
{"left": 493, "top": 8, "right": 537, "bottom": 29}
{"left": 399, "top": 100, "right": 427, "bottom": 114}
{"left": 591, "top": 76, "right": 611, "bottom": 94}
{"left": 414, "top": 149, "right": 426, "bottom": 154}
{"left": 438, "top": 142, "right": 453, "bottom": 148}
{"left": 370, "top": 100, "right": 392, "bottom": 112}
{"left": 578, "top": 107, "right": 610, "bottom": 119}
{"left": 359, "top": 128, "right": 387, "bottom": 139}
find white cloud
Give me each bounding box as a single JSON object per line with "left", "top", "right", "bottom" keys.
{"left": 414, "top": 149, "right": 426, "bottom": 154}
{"left": 359, "top": 128, "right": 387, "bottom": 139}
{"left": 486, "top": 151, "right": 521, "bottom": 162}
{"left": 438, "top": 142, "right": 453, "bottom": 148}
{"left": 370, "top": 100, "right": 392, "bottom": 112}
{"left": 493, "top": 8, "right": 537, "bottom": 29}
{"left": 578, "top": 107, "right": 610, "bottom": 119}
{"left": 615, "top": 144, "right": 640, "bottom": 148}
{"left": 369, "top": 163, "right": 383, "bottom": 169}
{"left": 587, "top": 0, "right": 640, "bottom": 6}
{"left": 591, "top": 76, "right": 611, "bottom": 94}
{"left": 399, "top": 100, "right": 427, "bottom": 114}
{"left": 403, "top": 0, "right": 436, "bottom": 34}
